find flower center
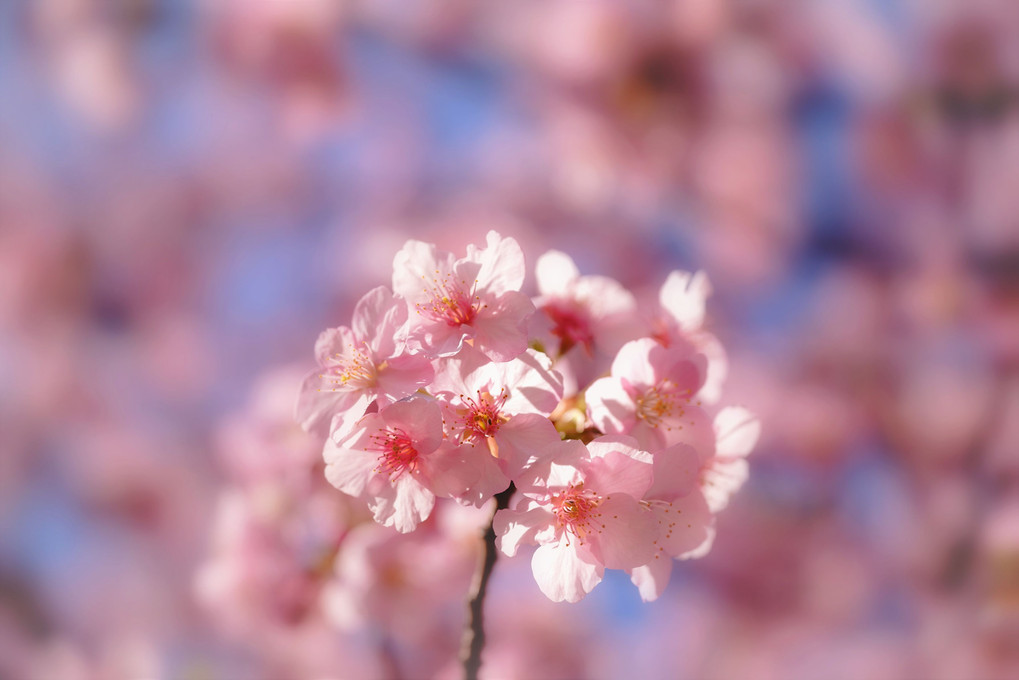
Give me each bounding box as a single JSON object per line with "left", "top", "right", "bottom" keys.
{"left": 326, "top": 343, "right": 377, "bottom": 390}
{"left": 369, "top": 428, "right": 420, "bottom": 479}
{"left": 635, "top": 380, "right": 689, "bottom": 428}
{"left": 416, "top": 272, "right": 483, "bottom": 327}
{"left": 551, "top": 485, "right": 603, "bottom": 546}
{"left": 455, "top": 389, "right": 509, "bottom": 443}
{"left": 545, "top": 302, "right": 594, "bottom": 354}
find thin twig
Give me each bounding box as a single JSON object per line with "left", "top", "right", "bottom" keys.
{"left": 460, "top": 483, "right": 515, "bottom": 680}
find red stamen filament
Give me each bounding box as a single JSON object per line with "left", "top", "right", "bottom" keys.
{"left": 455, "top": 388, "right": 509, "bottom": 444}
{"left": 551, "top": 485, "right": 603, "bottom": 546}
{"left": 369, "top": 428, "right": 420, "bottom": 480}
{"left": 416, "top": 271, "right": 483, "bottom": 327}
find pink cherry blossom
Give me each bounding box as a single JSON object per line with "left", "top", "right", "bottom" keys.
{"left": 494, "top": 435, "right": 658, "bottom": 602}
{"left": 323, "top": 397, "right": 475, "bottom": 532}
{"left": 533, "top": 249, "right": 639, "bottom": 358}
{"left": 585, "top": 338, "right": 713, "bottom": 453}
{"left": 196, "top": 484, "right": 352, "bottom": 633}
{"left": 295, "top": 286, "right": 434, "bottom": 434}
{"left": 430, "top": 347, "right": 565, "bottom": 502}
{"left": 392, "top": 231, "right": 535, "bottom": 361}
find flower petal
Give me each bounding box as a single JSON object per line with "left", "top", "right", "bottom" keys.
{"left": 485, "top": 349, "right": 564, "bottom": 416}
{"left": 702, "top": 457, "right": 749, "bottom": 513}
{"left": 535, "top": 249, "right": 580, "bottom": 296}
{"left": 323, "top": 430, "right": 378, "bottom": 498}
{"left": 351, "top": 286, "right": 404, "bottom": 358}
{"left": 494, "top": 502, "right": 554, "bottom": 557}
{"left": 379, "top": 397, "right": 444, "bottom": 454}
{"left": 531, "top": 539, "right": 603, "bottom": 603}
{"left": 661, "top": 403, "right": 716, "bottom": 462}
{"left": 493, "top": 415, "right": 563, "bottom": 480}
{"left": 314, "top": 326, "right": 358, "bottom": 367}
{"left": 646, "top": 443, "right": 701, "bottom": 501}
{"left": 610, "top": 339, "right": 660, "bottom": 388}
{"left": 655, "top": 491, "right": 714, "bottom": 558}
{"left": 471, "top": 290, "right": 535, "bottom": 362}
{"left": 583, "top": 436, "right": 654, "bottom": 498}
{"left": 714, "top": 406, "right": 761, "bottom": 459}
{"left": 659, "top": 270, "right": 710, "bottom": 332}
{"left": 295, "top": 369, "right": 368, "bottom": 434}
{"left": 369, "top": 474, "right": 435, "bottom": 533}
{"left": 697, "top": 332, "right": 728, "bottom": 405}
{"left": 392, "top": 239, "right": 451, "bottom": 304}
{"left": 471, "top": 231, "right": 526, "bottom": 295}
{"left": 585, "top": 376, "right": 638, "bottom": 435}
{"left": 629, "top": 554, "right": 674, "bottom": 602}
{"left": 374, "top": 354, "right": 434, "bottom": 406}
{"left": 588, "top": 494, "right": 657, "bottom": 570}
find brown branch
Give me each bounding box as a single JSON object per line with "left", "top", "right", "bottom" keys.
{"left": 460, "top": 483, "right": 515, "bottom": 680}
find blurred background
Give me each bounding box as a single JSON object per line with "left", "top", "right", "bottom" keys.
{"left": 2, "top": 0, "right": 1018, "bottom": 678}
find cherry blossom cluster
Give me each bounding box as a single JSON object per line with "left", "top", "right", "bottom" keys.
{"left": 297, "top": 231, "right": 759, "bottom": 603}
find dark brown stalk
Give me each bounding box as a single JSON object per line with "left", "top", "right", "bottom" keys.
{"left": 460, "top": 483, "right": 515, "bottom": 680}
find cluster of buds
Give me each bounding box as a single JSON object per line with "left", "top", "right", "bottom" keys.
{"left": 297, "top": 232, "right": 758, "bottom": 603}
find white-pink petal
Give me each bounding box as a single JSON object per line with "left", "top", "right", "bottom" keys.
{"left": 479, "top": 349, "right": 563, "bottom": 416}
{"left": 659, "top": 270, "right": 711, "bottom": 332}
{"left": 535, "top": 249, "right": 580, "bottom": 296}
{"left": 653, "top": 491, "right": 714, "bottom": 558}
{"left": 368, "top": 474, "right": 435, "bottom": 533}
{"left": 391, "top": 240, "right": 450, "bottom": 304}
{"left": 589, "top": 494, "right": 657, "bottom": 570}
{"left": 715, "top": 406, "right": 761, "bottom": 459}
{"left": 583, "top": 436, "right": 654, "bottom": 498}
{"left": 531, "top": 539, "right": 603, "bottom": 603}
{"left": 493, "top": 415, "right": 563, "bottom": 479}
{"left": 470, "top": 231, "right": 526, "bottom": 295}
{"left": 609, "top": 338, "right": 661, "bottom": 388}
{"left": 645, "top": 443, "right": 701, "bottom": 501}
{"left": 294, "top": 370, "right": 369, "bottom": 434}
{"left": 585, "top": 376, "right": 638, "bottom": 435}
{"left": 470, "top": 290, "right": 534, "bottom": 362}
{"left": 323, "top": 430, "right": 378, "bottom": 498}
{"left": 702, "top": 458, "right": 749, "bottom": 513}
{"left": 350, "top": 286, "right": 404, "bottom": 358}
{"left": 629, "top": 554, "right": 674, "bottom": 602}
{"left": 373, "top": 354, "right": 434, "bottom": 406}
{"left": 493, "top": 502, "right": 554, "bottom": 557}
{"left": 314, "top": 326, "right": 357, "bottom": 367}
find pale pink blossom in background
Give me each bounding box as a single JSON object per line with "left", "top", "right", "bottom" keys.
{"left": 216, "top": 365, "right": 323, "bottom": 489}
{"left": 324, "top": 504, "right": 488, "bottom": 651}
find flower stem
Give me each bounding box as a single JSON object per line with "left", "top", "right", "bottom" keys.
{"left": 460, "top": 483, "right": 515, "bottom": 680}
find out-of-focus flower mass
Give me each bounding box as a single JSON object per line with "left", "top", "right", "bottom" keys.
{"left": 2, "top": 0, "right": 1019, "bottom": 678}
